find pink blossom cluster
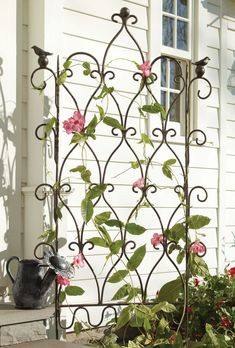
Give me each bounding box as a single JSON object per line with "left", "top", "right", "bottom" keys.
{"left": 151, "top": 233, "right": 163, "bottom": 247}
{"left": 227, "top": 266, "right": 235, "bottom": 277}
{"left": 72, "top": 253, "right": 85, "bottom": 268}
{"left": 190, "top": 240, "right": 206, "bottom": 254}
{"left": 57, "top": 275, "right": 70, "bottom": 286}
{"left": 139, "top": 60, "right": 151, "bottom": 77}
{"left": 133, "top": 177, "right": 145, "bottom": 189}
{"left": 56, "top": 253, "right": 85, "bottom": 286}
{"left": 63, "top": 111, "right": 85, "bottom": 134}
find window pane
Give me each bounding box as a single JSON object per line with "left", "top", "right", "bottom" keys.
{"left": 170, "top": 61, "right": 181, "bottom": 90}
{"left": 161, "top": 58, "right": 167, "bottom": 87}
{"left": 169, "top": 93, "right": 180, "bottom": 122}
{"left": 163, "top": 0, "right": 174, "bottom": 13}
{"left": 163, "top": 16, "right": 174, "bottom": 47}
{"left": 161, "top": 91, "right": 167, "bottom": 111}
{"left": 177, "top": 20, "right": 188, "bottom": 50}
{"left": 177, "top": 0, "right": 188, "bottom": 18}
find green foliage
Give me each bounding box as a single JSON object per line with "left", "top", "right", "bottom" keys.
{"left": 38, "top": 229, "right": 56, "bottom": 243}
{"left": 74, "top": 321, "right": 83, "bottom": 336}
{"left": 138, "top": 133, "right": 154, "bottom": 148}
{"left": 141, "top": 102, "right": 167, "bottom": 119}
{"left": 59, "top": 290, "right": 66, "bottom": 304}
{"left": 127, "top": 245, "right": 146, "bottom": 271}
{"left": 125, "top": 223, "right": 146, "bottom": 235}
{"left": 108, "top": 270, "right": 129, "bottom": 283}
{"left": 188, "top": 215, "right": 211, "bottom": 230}
{"left": 86, "top": 184, "right": 107, "bottom": 200}
{"left": 82, "top": 61, "right": 91, "bottom": 75}
{"left": 158, "top": 278, "right": 183, "bottom": 303}
{"left": 94, "top": 84, "right": 114, "bottom": 100}
{"left": 94, "top": 211, "right": 111, "bottom": 225}
{"left": 65, "top": 285, "right": 85, "bottom": 296}
{"left": 162, "top": 158, "right": 176, "bottom": 179}
{"left": 44, "top": 117, "right": 57, "bottom": 137}
{"left": 81, "top": 197, "right": 93, "bottom": 223}
{"left": 103, "top": 116, "right": 125, "bottom": 130}
{"left": 54, "top": 202, "right": 64, "bottom": 221}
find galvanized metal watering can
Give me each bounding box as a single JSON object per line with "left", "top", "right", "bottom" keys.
{"left": 6, "top": 253, "right": 74, "bottom": 309}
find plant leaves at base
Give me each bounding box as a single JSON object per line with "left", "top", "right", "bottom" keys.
{"left": 158, "top": 278, "right": 182, "bottom": 303}
{"left": 74, "top": 321, "right": 83, "bottom": 336}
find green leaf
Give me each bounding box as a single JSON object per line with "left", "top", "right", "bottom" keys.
{"left": 65, "top": 286, "right": 85, "bottom": 296}
{"left": 81, "top": 169, "right": 92, "bottom": 183}
{"left": 138, "top": 133, "right": 154, "bottom": 148}
{"left": 152, "top": 301, "right": 176, "bottom": 313}
{"left": 74, "top": 321, "right": 83, "bottom": 336}
{"left": 86, "top": 115, "right": 98, "bottom": 136}
{"left": 125, "top": 287, "right": 141, "bottom": 302}
{"left": 82, "top": 61, "right": 91, "bottom": 76}
{"left": 45, "top": 117, "right": 57, "bottom": 136}
{"left": 97, "top": 225, "right": 112, "bottom": 245}
{"left": 177, "top": 250, "right": 185, "bottom": 264}
{"left": 188, "top": 215, "right": 211, "bottom": 229}
{"left": 127, "top": 244, "right": 146, "bottom": 271}
{"left": 112, "top": 284, "right": 130, "bottom": 301}
{"left": 104, "top": 219, "right": 123, "bottom": 228}
{"left": 158, "top": 278, "right": 182, "bottom": 302}
{"left": 138, "top": 106, "right": 145, "bottom": 117}
{"left": 94, "top": 85, "right": 114, "bottom": 100}
{"left": 56, "top": 71, "right": 67, "bottom": 85}
{"left": 125, "top": 223, "right": 146, "bottom": 235}
{"left": 54, "top": 203, "right": 63, "bottom": 221}
{"left": 81, "top": 197, "right": 93, "bottom": 223}
{"left": 167, "top": 223, "right": 186, "bottom": 242}
{"left": 190, "top": 254, "right": 209, "bottom": 277}
{"left": 94, "top": 211, "right": 111, "bottom": 225}
{"left": 205, "top": 324, "right": 219, "bottom": 347}
{"left": 157, "top": 317, "right": 169, "bottom": 334}
{"left": 116, "top": 305, "right": 132, "bottom": 330}
{"left": 38, "top": 229, "right": 56, "bottom": 243}
{"left": 103, "top": 116, "right": 125, "bottom": 130}
{"left": 59, "top": 291, "right": 66, "bottom": 303}
{"left": 142, "top": 102, "right": 167, "bottom": 119}
{"left": 130, "top": 160, "right": 145, "bottom": 169}
{"left": 70, "top": 165, "right": 86, "bottom": 173}
{"left": 162, "top": 159, "right": 176, "bottom": 180}
{"left": 143, "top": 317, "right": 151, "bottom": 331}
{"left": 70, "top": 133, "right": 87, "bottom": 144}
{"left": 108, "top": 269, "right": 129, "bottom": 283}
{"left": 87, "top": 237, "right": 108, "bottom": 248}
{"left": 63, "top": 60, "right": 72, "bottom": 69}
{"left": 110, "top": 240, "right": 124, "bottom": 254}
{"left": 86, "top": 184, "right": 107, "bottom": 200}
{"left": 97, "top": 105, "right": 105, "bottom": 120}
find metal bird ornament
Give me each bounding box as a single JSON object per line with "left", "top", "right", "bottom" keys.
{"left": 31, "top": 45, "right": 53, "bottom": 68}
{"left": 192, "top": 57, "right": 210, "bottom": 78}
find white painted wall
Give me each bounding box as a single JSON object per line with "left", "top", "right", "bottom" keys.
{"left": 0, "top": 0, "right": 23, "bottom": 298}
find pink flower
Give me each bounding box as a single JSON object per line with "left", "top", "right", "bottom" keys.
{"left": 139, "top": 60, "right": 151, "bottom": 77}
{"left": 220, "top": 317, "right": 232, "bottom": 327}
{"left": 187, "top": 305, "right": 192, "bottom": 314}
{"left": 72, "top": 253, "right": 85, "bottom": 268}
{"left": 227, "top": 266, "right": 235, "bottom": 277}
{"left": 56, "top": 275, "right": 70, "bottom": 286}
{"left": 63, "top": 111, "right": 85, "bottom": 134}
{"left": 169, "top": 335, "right": 176, "bottom": 345}
{"left": 194, "top": 278, "right": 200, "bottom": 286}
{"left": 151, "top": 233, "right": 163, "bottom": 247}
{"left": 190, "top": 240, "right": 206, "bottom": 254}
{"left": 133, "top": 177, "right": 145, "bottom": 189}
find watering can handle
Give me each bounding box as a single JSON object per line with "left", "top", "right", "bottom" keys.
{"left": 6, "top": 256, "right": 20, "bottom": 283}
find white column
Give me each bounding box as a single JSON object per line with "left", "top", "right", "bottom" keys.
{"left": 23, "top": 0, "right": 63, "bottom": 258}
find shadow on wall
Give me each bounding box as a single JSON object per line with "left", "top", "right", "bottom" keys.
{"left": 0, "top": 57, "right": 19, "bottom": 301}
{"left": 228, "top": 51, "right": 235, "bottom": 96}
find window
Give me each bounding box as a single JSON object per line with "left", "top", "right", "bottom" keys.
{"left": 162, "top": 0, "right": 191, "bottom": 58}
{"left": 160, "top": 0, "right": 192, "bottom": 127}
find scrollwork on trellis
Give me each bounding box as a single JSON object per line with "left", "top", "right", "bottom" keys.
{"left": 31, "top": 7, "right": 212, "bottom": 341}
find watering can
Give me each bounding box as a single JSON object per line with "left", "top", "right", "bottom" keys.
{"left": 6, "top": 253, "right": 74, "bottom": 309}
